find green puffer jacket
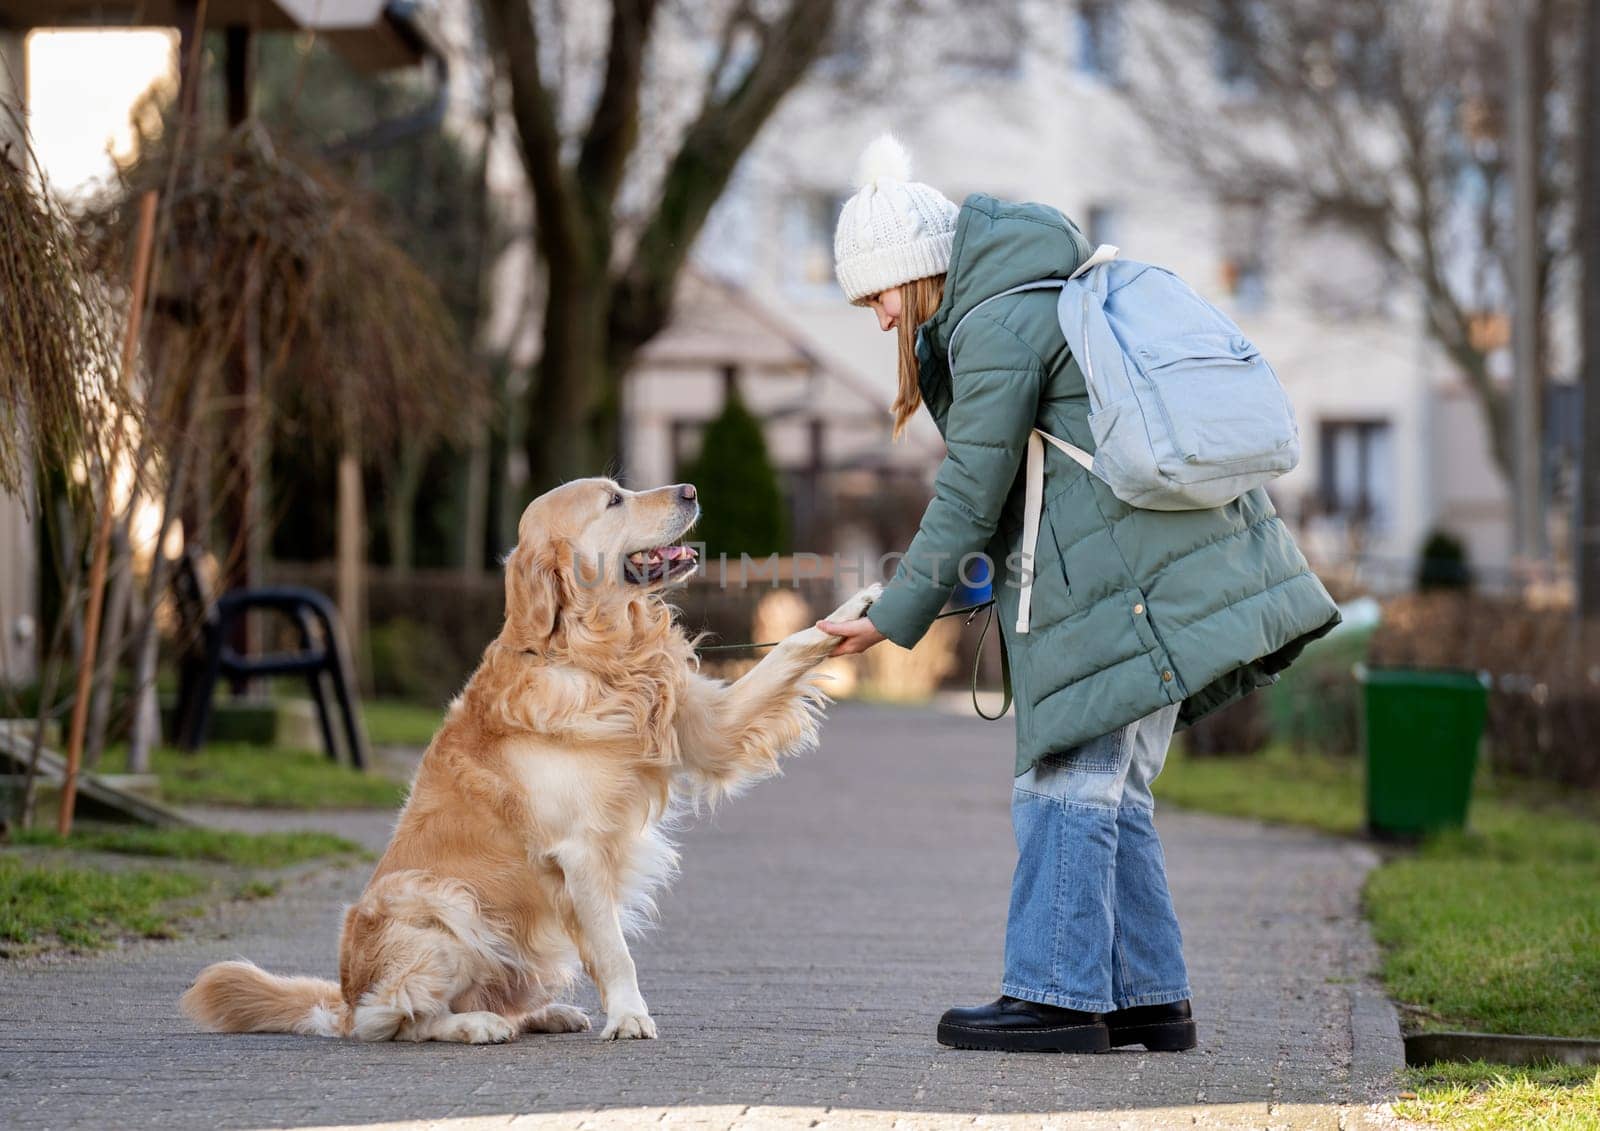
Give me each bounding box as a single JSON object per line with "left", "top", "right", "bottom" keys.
{"left": 865, "top": 193, "right": 1341, "bottom": 776}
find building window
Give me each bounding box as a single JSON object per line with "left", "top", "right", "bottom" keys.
{"left": 1084, "top": 201, "right": 1119, "bottom": 248}
{"left": 782, "top": 190, "right": 847, "bottom": 291}
{"left": 1075, "top": 0, "right": 1122, "bottom": 83}
{"left": 1213, "top": 0, "right": 1265, "bottom": 95}
{"left": 1319, "top": 420, "right": 1393, "bottom": 530}
{"left": 1219, "top": 195, "right": 1268, "bottom": 311}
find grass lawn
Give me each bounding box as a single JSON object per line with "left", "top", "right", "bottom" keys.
{"left": 80, "top": 699, "right": 450, "bottom": 810}
{"left": 1153, "top": 744, "right": 1365, "bottom": 835}
{"left": 98, "top": 742, "right": 407, "bottom": 809}
{"left": 1153, "top": 744, "right": 1600, "bottom": 1041}
{"left": 363, "top": 699, "right": 447, "bottom": 748}
{"left": 11, "top": 825, "right": 363, "bottom": 868}
{"left": 1366, "top": 802, "right": 1600, "bottom": 1039}
{"left": 1396, "top": 1062, "right": 1600, "bottom": 1131}
{"left": 1, "top": 822, "right": 362, "bottom": 956}
{"left": 0, "top": 855, "right": 207, "bottom": 952}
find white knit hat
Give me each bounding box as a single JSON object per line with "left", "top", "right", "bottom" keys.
{"left": 833, "top": 135, "right": 958, "bottom": 305}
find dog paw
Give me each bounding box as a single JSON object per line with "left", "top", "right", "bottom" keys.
{"left": 780, "top": 584, "right": 885, "bottom": 661}
{"left": 824, "top": 583, "right": 883, "bottom": 625}
{"left": 459, "top": 1012, "right": 518, "bottom": 1044}
{"left": 523, "top": 1003, "right": 591, "bottom": 1034}
{"left": 601, "top": 1010, "right": 657, "bottom": 1040}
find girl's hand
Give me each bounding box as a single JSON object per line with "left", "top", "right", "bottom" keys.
{"left": 815, "top": 616, "right": 887, "bottom": 657}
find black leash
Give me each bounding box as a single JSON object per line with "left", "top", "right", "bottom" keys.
{"left": 694, "top": 599, "right": 1012, "bottom": 721}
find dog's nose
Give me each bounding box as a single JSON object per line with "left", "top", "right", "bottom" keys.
{"left": 679, "top": 484, "right": 697, "bottom": 501}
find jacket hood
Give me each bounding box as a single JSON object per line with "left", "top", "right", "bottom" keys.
{"left": 920, "top": 193, "right": 1094, "bottom": 358}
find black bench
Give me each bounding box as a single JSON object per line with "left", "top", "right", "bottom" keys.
{"left": 171, "top": 553, "right": 368, "bottom": 769}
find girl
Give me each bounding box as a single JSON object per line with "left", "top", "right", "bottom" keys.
{"left": 817, "top": 136, "right": 1340, "bottom": 1054}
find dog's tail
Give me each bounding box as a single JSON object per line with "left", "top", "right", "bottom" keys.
{"left": 181, "top": 960, "right": 348, "bottom": 1037}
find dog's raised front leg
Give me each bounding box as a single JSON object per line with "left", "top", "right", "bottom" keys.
{"left": 776, "top": 583, "right": 884, "bottom": 666}
{"left": 676, "top": 585, "right": 882, "bottom": 795}
{"left": 718, "top": 584, "right": 882, "bottom": 711}
{"left": 553, "top": 841, "right": 655, "bottom": 1040}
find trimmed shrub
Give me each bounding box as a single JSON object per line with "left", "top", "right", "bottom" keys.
{"left": 681, "top": 387, "right": 788, "bottom": 561}
{"left": 1416, "top": 529, "right": 1473, "bottom": 590}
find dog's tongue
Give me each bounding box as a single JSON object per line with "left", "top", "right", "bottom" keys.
{"left": 663, "top": 545, "right": 694, "bottom": 562}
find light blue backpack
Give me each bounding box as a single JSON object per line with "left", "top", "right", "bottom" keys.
{"left": 948, "top": 245, "right": 1302, "bottom": 633}
{"left": 948, "top": 244, "right": 1301, "bottom": 512}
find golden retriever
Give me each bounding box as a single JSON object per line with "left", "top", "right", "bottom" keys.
{"left": 182, "top": 477, "right": 879, "bottom": 1043}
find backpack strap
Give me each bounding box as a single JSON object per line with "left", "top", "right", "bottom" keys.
{"left": 1016, "top": 428, "right": 1094, "bottom": 635}
{"left": 946, "top": 280, "right": 1066, "bottom": 375}
{"left": 941, "top": 243, "right": 1120, "bottom": 636}
{"left": 1069, "top": 243, "right": 1120, "bottom": 280}
{"left": 945, "top": 245, "right": 1119, "bottom": 373}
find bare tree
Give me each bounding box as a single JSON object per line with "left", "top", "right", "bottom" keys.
{"left": 477, "top": 0, "right": 850, "bottom": 491}
{"left": 1120, "top": 0, "right": 1584, "bottom": 484}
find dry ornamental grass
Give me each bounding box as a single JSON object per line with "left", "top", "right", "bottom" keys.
{"left": 0, "top": 122, "right": 127, "bottom": 496}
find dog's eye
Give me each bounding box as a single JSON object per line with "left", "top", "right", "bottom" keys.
{"left": 607, "top": 492, "right": 623, "bottom": 508}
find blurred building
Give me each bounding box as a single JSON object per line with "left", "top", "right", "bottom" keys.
{"left": 674, "top": 1, "right": 1515, "bottom": 590}
{"left": 426, "top": 0, "right": 1518, "bottom": 587}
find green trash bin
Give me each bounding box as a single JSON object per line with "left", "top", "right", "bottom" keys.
{"left": 1359, "top": 666, "right": 1490, "bottom": 839}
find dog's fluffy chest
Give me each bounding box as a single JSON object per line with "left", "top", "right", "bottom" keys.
{"left": 502, "top": 738, "right": 668, "bottom": 841}
{"left": 502, "top": 738, "right": 679, "bottom": 931}
{"left": 475, "top": 649, "right": 689, "bottom": 758}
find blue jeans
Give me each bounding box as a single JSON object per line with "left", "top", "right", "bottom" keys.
{"left": 1001, "top": 703, "right": 1191, "bottom": 1014}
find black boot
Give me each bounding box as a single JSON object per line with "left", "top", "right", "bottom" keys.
{"left": 1105, "top": 999, "right": 1197, "bottom": 1051}
{"left": 936, "top": 996, "right": 1110, "bottom": 1053}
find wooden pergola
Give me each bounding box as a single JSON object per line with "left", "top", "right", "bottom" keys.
{"left": 0, "top": 0, "right": 435, "bottom": 129}
{"left": 0, "top": 1, "right": 431, "bottom": 74}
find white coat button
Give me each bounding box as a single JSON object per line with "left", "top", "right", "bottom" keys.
{"left": 1133, "top": 603, "right": 1145, "bottom": 616}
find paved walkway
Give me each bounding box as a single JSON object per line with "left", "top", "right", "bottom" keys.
{"left": 0, "top": 704, "right": 1406, "bottom": 1130}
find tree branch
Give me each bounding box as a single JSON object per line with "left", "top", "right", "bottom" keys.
{"left": 575, "top": 0, "right": 660, "bottom": 219}
{"left": 1126, "top": 0, "right": 1537, "bottom": 484}
{"left": 609, "top": 0, "right": 839, "bottom": 354}
{"left": 478, "top": 0, "right": 584, "bottom": 264}
{"left": 705, "top": 0, "right": 760, "bottom": 98}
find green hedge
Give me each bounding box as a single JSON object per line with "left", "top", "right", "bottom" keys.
{"left": 681, "top": 387, "right": 788, "bottom": 560}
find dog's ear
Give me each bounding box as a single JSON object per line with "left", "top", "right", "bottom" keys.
{"left": 504, "top": 540, "right": 570, "bottom": 651}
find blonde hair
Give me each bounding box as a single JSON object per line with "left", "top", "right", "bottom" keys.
{"left": 891, "top": 273, "right": 947, "bottom": 438}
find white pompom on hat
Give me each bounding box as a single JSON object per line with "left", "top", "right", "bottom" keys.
{"left": 833, "top": 134, "right": 959, "bottom": 305}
